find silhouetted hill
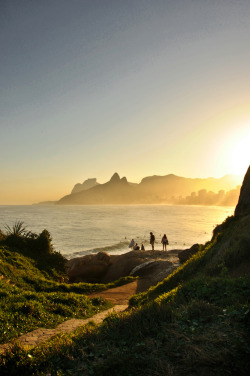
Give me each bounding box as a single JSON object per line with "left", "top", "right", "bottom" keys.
{"left": 58, "top": 173, "right": 141, "bottom": 205}
{"left": 140, "top": 173, "right": 241, "bottom": 197}
{"left": 56, "top": 172, "right": 242, "bottom": 205}
{"left": 71, "top": 178, "right": 99, "bottom": 194}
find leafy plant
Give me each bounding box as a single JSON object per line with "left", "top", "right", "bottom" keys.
{"left": 4, "top": 221, "right": 28, "bottom": 237}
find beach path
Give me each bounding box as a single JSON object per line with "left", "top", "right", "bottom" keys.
{"left": 0, "top": 280, "right": 141, "bottom": 353}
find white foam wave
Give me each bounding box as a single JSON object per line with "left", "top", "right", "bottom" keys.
{"left": 65, "top": 240, "right": 130, "bottom": 259}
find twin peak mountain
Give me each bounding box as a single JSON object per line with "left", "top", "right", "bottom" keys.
{"left": 56, "top": 172, "right": 241, "bottom": 205}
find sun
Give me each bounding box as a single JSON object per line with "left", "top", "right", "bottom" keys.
{"left": 227, "top": 123, "right": 250, "bottom": 176}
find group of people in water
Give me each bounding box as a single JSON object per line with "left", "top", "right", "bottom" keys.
{"left": 129, "top": 232, "right": 169, "bottom": 251}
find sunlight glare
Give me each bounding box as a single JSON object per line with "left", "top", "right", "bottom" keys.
{"left": 228, "top": 123, "right": 250, "bottom": 176}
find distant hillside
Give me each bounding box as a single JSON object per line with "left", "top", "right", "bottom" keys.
{"left": 71, "top": 178, "right": 99, "bottom": 194}
{"left": 57, "top": 172, "right": 242, "bottom": 205}
{"left": 57, "top": 173, "right": 139, "bottom": 205}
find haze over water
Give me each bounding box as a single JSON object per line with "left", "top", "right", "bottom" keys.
{"left": 0, "top": 205, "right": 234, "bottom": 259}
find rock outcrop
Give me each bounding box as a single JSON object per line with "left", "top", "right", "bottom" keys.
{"left": 234, "top": 165, "right": 250, "bottom": 217}
{"left": 67, "top": 250, "right": 180, "bottom": 285}
{"left": 129, "top": 259, "right": 177, "bottom": 290}
{"left": 67, "top": 252, "right": 111, "bottom": 283}
{"left": 178, "top": 243, "right": 203, "bottom": 263}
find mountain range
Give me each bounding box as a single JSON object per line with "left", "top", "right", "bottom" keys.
{"left": 55, "top": 172, "right": 241, "bottom": 205}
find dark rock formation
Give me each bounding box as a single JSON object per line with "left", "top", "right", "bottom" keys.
{"left": 130, "top": 259, "right": 177, "bottom": 290}
{"left": 178, "top": 243, "right": 203, "bottom": 263}
{"left": 67, "top": 252, "right": 111, "bottom": 283}
{"left": 67, "top": 250, "right": 180, "bottom": 285}
{"left": 102, "top": 251, "right": 151, "bottom": 283}
{"left": 234, "top": 165, "right": 250, "bottom": 217}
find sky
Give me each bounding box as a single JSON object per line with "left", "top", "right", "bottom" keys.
{"left": 0, "top": 0, "right": 250, "bottom": 204}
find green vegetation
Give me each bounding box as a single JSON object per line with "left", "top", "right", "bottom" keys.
{"left": 0, "top": 223, "right": 136, "bottom": 345}
{"left": 0, "top": 278, "right": 110, "bottom": 344}
{"left": 0, "top": 215, "right": 249, "bottom": 375}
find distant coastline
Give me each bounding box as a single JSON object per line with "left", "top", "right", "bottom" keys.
{"left": 34, "top": 172, "right": 241, "bottom": 207}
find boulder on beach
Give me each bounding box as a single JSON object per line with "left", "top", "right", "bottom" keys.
{"left": 129, "top": 259, "right": 177, "bottom": 290}
{"left": 67, "top": 251, "right": 111, "bottom": 283}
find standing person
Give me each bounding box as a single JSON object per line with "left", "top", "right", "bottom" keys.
{"left": 129, "top": 239, "right": 135, "bottom": 250}
{"left": 150, "top": 232, "right": 155, "bottom": 251}
{"left": 161, "top": 234, "right": 169, "bottom": 250}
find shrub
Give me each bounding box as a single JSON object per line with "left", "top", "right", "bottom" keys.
{"left": 4, "top": 221, "right": 27, "bottom": 237}
{"left": 0, "top": 230, "right": 6, "bottom": 242}
{"left": 1, "top": 224, "right": 67, "bottom": 278}
{"left": 34, "top": 230, "right": 53, "bottom": 254}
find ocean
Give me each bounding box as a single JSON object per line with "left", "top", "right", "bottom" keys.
{"left": 0, "top": 205, "right": 234, "bottom": 259}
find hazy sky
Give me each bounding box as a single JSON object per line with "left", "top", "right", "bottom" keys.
{"left": 1, "top": 0, "right": 250, "bottom": 204}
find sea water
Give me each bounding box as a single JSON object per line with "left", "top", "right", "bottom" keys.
{"left": 0, "top": 205, "right": 234, "bottom": 259}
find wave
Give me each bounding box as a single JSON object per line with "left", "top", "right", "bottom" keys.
{"left": 65, "top": 240, "right": 130, "bottom": 259}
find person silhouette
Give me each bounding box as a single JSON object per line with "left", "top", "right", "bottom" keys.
{"left": 161, "top": 234, "right": 169, "bottom": 250}
{"left": 150, "top": 232, "right": 155, "bottom": 251}
{"left": 129, "top": 239, "right": 135, "bottom": 250}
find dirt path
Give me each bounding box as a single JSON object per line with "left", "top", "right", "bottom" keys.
{"left": 0, "top": 280, "right": 142, "bottom": 354}
{"left": 88, "top": 279, "right": 145, "bottom": 304}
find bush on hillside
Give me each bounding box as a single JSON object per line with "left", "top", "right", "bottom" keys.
{"left": 0, "top": 222, "right": 67, "bottom": 277}
{"left": 212, "top": 215, "right": 237, "bottom": 240}
{"left": 0, "top": 230, "right": 6, "bottom": 242}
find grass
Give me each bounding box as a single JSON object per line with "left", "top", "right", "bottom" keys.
{"left": 0, "top": 226, "right": 137, "bottom": 345}
{"left": 0, "top": 276, "right": 249, "bottom": 375}
{"left": 0, "top": 278, "right": 111, "bottom": 344}
{"left": 0, "top": 245, "right": 136, "bottom": 344}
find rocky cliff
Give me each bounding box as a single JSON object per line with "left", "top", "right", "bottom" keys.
{"left": 234, "top": 165, "right": 250, "bottom": 216}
